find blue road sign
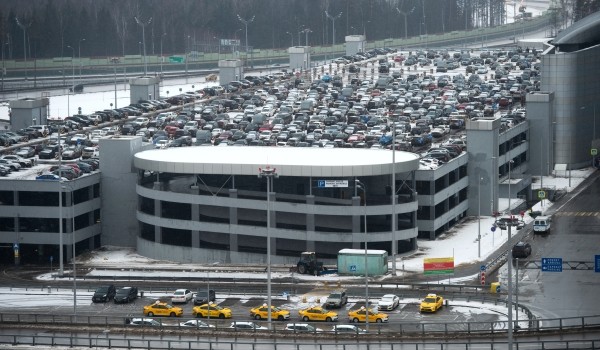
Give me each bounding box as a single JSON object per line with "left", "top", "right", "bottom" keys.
{"left": 349, "top": 265, "right": 357, "bottom": 272}
{"left": 491, "top": 226, "right": 496, "bottom": 232}
{"left": 480, "top": 265, "right": 486, "bottom": 272}
{"left": 50, "top": 256, "right": 54, "bottom": 263}
{"left": 317, "top": 180, "right": 326, "bottom": 188}
{"left": 13, "top": 243, "right": 19, "bottom": 250}
{"left": 595, "top": 255, "right": 600, "bottom": 273}
{"left": 541, "top": 257, "right": 563, "bottom": 272}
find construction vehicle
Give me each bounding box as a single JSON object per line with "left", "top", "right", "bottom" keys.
{"left": 296, "top": 252, "right": 326, "bottom": 275}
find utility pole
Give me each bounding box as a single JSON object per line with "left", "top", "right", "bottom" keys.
{"left": 325, "top": 11, "right": 342, "bottom": 58}
{"left": 15, "top": 16, "right": 32, "bottom": 81}
{"left": 134, "top": 16, "right": 152, "bottom": 76}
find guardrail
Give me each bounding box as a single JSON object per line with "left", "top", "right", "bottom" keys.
{"left": 1, "top": 311, "right": 598, "bottom": 337}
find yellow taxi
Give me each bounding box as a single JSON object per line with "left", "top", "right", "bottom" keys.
{"left": 299, "top": 306, "right": 338, "bottom": 322}
{"left": 143, "top": 301, "right": 183, "bottom": 317}
{"left": 420, "top": 293, "right": 444, "bottom": 313}
{"left": 348, "top": 307, "right": 389, "bottom": 323}
{"left": 192, "top": 303, "right": 232, "bottom": 319}
{"left": 250, "top": 304, "right": 290, "bottom": 321}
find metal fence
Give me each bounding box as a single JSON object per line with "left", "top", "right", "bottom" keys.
{"left": 0, "top": 333, "right": 599, "bottom": 350}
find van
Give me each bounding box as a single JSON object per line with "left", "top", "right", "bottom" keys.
{"left": 533, "top": 216, "right": 551, "bottom": 234}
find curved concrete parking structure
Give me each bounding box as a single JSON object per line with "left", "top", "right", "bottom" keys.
{"left": 134, "top": 147, "right": 420, "bottom": 264}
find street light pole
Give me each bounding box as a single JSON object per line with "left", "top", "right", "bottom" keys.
{"left": 15, "top": 17, "right": 31, "bottom": 81}
{"left": 507, "top": 222, "right": 514, "bottom": 350}
{"left": 160, "top": 33, "right": 166, "bottom": 75}
{"left": 258, "top": 166, "right": 278, "bottom": 330}
{"left": 66, "top": 45, "right": 74, "bottom": 116}
{"left": 355, "top": 180, "right": 369, "bottom": 332}
{"left": 391, "top": 126, "right": 397, "bottom": 275}
{"left": 325, "top": 11, "right": 343, "bottom": 57}
{"left": 237, "top": 14, "right": 255, "bottom": 67}
{"left": 285, "top": 32, "right": 293, "bottom": 47}
{"left": 478, "top": 175, "right": 482, "bottom": 258}
{"left": 508, "top": 160, "right": 514, "bottom": 214}
{"left": 78, "top": 38, "right": 85, "bottom": 82}
{"left": 134, "top": 16, "right": 152, "bottom": 76}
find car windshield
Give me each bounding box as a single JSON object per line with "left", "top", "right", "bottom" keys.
{"left": 96, "top": 287, "right": 109, "bottom": 293}
{"left": 116, "top": 289, "right": 129, "bottom": 295}
{"left": 424, "top": 297, "right": 436, "bottom": 303}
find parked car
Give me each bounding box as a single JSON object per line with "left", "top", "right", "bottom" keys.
{"left": 61, "top": 145, "right": 83, "bottom": 160}
{"left": 171, "top": 289, "right": 193, "bottom": 304}
{"left": 143, "top": 301, "right": 183, "bottom": 317}
{"left": 92, "top": 285, "right": 116, "bottom": 303}
{"left": 377, "top": 294, "right": 400, "bottom": 311}
{"left": 250, "top": 304, "right": 290, "bottom": 321}
{"left": 15, "top": 146, "right": 36, "bottom": 158}
{"left": 129, "top": 318, "right": 161, "bottom": 327}
{"left": 0, "top": 159, "right": 21, "bottom": 172}
{"left": 180, "top": 319, "right": 215, "bottom": 328}
{"left": 191, "top": 303, "right": 232, "bottom": 319}
{"left": 284, "top": 323, "right": 323, "bottom": 333}
{"left": 419, "top": 293, "right": 443, "bottom": 313}
{"left": 38, "top": 145, "right": 60, "bottom": 159}
{"left": 330, "top": 324, "right": 367, "bottom": 334}
{"left": 229, "top": 321, "right": 268, "bottom": 331}
{"left": 348, "top": 307, "right": 389, "bottom": 323}
{"left": 36, "top": 173, "right": 65, "bottom": 181}
{"left": 114, "top": 286, "right": 138, "bottom": 304}
{"left": 1, "top": 155, "right": 33, "bottom": 168}
{"left": 495, "top": 217, "right": 525, "bottom": 230}
{"left": 194, "top": 289, "right": 215, "bottom": 305}
{"left": 298, "top": 307, "right": 338, "bottom": 322}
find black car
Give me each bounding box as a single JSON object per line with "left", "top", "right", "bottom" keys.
{"left": 92, "top": 285, "right": 116, "bottom": 303}
{"left": 114, "top": 286, "right": 138, "bottom": 304}
{"left": 38, "top": 145, "right": 60, "bottom": 159}
{"left": 512, "top": 242, "right": 532, "bottom": 259}
{"left": 194, "top": 289, "right": 215, "bottom": 305}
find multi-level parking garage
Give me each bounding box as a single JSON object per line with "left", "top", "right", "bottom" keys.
{"left": 134, "top": 147, "right": 420, "bottom": 263}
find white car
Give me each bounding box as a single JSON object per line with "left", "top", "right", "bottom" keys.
{"left": 378, "top": 294, "right": 400, "bottom": 311}
{"left": 129, "top": 318, "right": 161, "bottom": 326}
{"left": 229, "top": 321, "right": 268, "bottom": 331}
{"left": 171, "top": 289, "right": 193, "bottom": 304}
{"left": 331, "top": 324, "right": 367, "bottom": 334}
{"left": 180, "top": 319, "right": 215, "bottom": 328}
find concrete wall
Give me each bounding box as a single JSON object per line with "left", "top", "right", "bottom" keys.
{"left": 288, "top": 46, "right": 311, "bottom": 71}
{"left": 129, "top": 76, "right": 161, "bottom": 105}
{"left": 345, "top": 35, "right": 366, "bottom": 56}
{"left": 100, "top": 136, "right": 146, "bottom": 247}
{"left": 466, "top": 117, "right": 501, "bottom": 216}
{"left": 8, "top": 98, "right": 49, "bottom": 131}
{"left": 541, "top": 44, "right": 600, "bottom": 169}
{"left": 218, "top": 59, "right": 243, "bottom": 86}
{"left": 526, "top": 92, "right": 555, "bottom": 177}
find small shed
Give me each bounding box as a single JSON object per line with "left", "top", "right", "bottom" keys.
{"left": 337, "top": 249, "right": 388, "bottom": 276}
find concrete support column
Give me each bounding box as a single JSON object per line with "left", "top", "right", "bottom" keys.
{"left": 351, "top": 196, "right": 361, "bottom": 249}
{"left": 154, "top": 199, "right": 161, "bottom": 243}
{"left": 306, "top": 195, "right": 315, "bottom": 252}
{"left": 229, "top": 189, "right": 238, "bottom": 252}
{"left": 268, "top": 192, "right": 277, "bottom": 254}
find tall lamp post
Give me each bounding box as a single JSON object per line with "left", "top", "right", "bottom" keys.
{"left": 134, "top": 16, "right": 152, "bottom": 76}
{"left": 78, "top": 38, "right": 85, "bottom": 82}
{"left": 325, "top": 11, "right": 342, "bottom": 57}
{"left": 478, "top": 174, "right": 482, "bottom": 258}
{"left": 391, "top": 127, "right": 397, "bottom": 275}
{"left": 66, "top": 45, "right": 75, "bottom": 116}
{"left": 15, "top": 16, "right": 31, "bottom": 81}
{"left": 395, "top": 7, "right": 414, "bottom": 39}
{"left": 237, "top": 14, "right": 255, "bottom": 67}
{"left": 258, "top": 166, "right": 278, "bottom": 330}
{"left": 301, "top": 28, "right": 312, "bottom": 46}
{"left": 62, "top": 184, "right": 77, "bottom": 321}
{"left": 355, "top": 180, "right": 369, "bottom": 332}
{"left": 206, "top": 261, "right": 219, "bottom": 321}
{"left": 159, "top": 33, "right": 166, "bottom": 75}
{"left": 285, "top": 32, "right": 293, "bottom": 47}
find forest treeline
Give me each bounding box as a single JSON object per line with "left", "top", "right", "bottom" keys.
{"left": 0, "top": 0, "right": 596, "bottom": 60}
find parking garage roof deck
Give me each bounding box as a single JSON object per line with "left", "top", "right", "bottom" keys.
{"left": 134, "top": 147, "right": 421, "bottom": 177}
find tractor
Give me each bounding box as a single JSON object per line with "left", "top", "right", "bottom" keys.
{"left": 296, "top": 252, "right": 326, "bottom": 275}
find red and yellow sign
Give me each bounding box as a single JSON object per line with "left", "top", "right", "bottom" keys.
{"left": 423, "top": 257, "right": 454, "bottom": 275}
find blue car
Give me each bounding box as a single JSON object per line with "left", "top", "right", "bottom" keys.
{"left": 36, "top": 173, "right": 62, "bottom": 181}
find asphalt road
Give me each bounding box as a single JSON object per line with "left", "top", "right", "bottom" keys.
{"left": 515, "top": 171, "right": 600, "bottom": 319}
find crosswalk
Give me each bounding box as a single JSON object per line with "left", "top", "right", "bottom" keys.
{"left": 554, "top": 211, "right": 600, "bottom": 217}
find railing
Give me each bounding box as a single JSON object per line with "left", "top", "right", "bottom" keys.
{"left": 1, "top": 311, "right": 599, "bottom": 336}
{"left": 1, "top": 332, "right": 599, "bottom": 350}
